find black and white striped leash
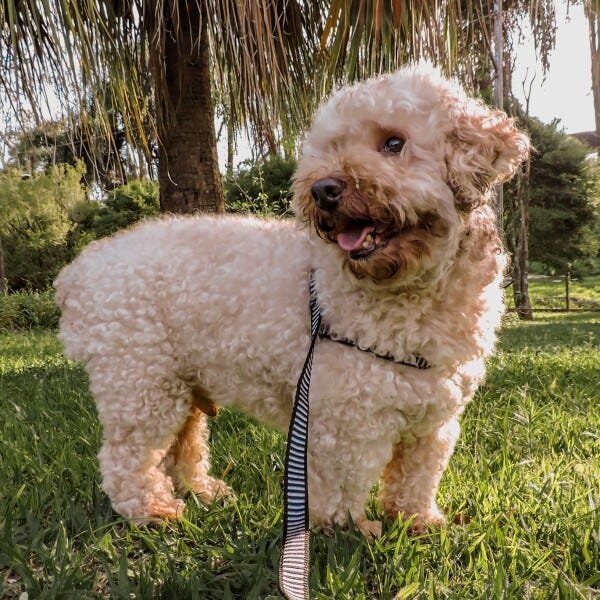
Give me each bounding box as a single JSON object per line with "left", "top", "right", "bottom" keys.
{"left": 279, "top": 274, "right": 321, "bottom": 600}
{"left": 278, "top": 273, "right": 431, "bottom": 600}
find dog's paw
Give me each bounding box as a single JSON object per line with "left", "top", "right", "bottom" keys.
{"left": 316, "top": 522, "right": 335, "bottom": 537}
{"left": 391, "top": 510, "right": 470, "bottom": 533}
{"left": 313, "top": 517, "right": 382, "bottom": 540}
{"left": 355, "top": 518, "right": 382, "bottom": 540}
{"left": 130, "top": 498, "right": 186, "bottom": 525}
{"left": 452, "top": 512, "right": 471, "bottom": 526}
{"left": 191, "top": 477, "right": 235, "bottom": 503}
{"left": 405, "top": 510, "right": 446, "bottom": 535}
{"left": 385, "top": 508, "right": 447, "bottom": 534}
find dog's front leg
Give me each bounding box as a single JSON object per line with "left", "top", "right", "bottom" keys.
{"left": 306, "top": 402, "right": 396, "bottom": 538}
{"left": 378, "top": 416, "right": 460, "bottom": 532}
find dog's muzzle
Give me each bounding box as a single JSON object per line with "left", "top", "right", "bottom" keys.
{"left": 310, "top": 177, "right": 345, "bottom": 211}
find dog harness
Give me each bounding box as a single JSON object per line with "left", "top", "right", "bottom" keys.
{"left": 279, "top": 273, "right": 431, "bottom": 600}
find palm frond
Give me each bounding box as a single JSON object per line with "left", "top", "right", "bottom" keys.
{"left": 0, "top": 0, "right": 560, "bottom": 167}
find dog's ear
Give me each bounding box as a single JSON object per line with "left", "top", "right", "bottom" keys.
{"left": 445, "top": 99, "right": 530, "bottom": 211}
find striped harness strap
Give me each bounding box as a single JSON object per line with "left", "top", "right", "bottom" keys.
{"left": 279, "top": 273, "right": 431, "bottom": 600}
{"left": 318, "top": 326, "right": 431, "bottom": 369}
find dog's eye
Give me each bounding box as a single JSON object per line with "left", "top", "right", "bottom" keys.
{"left": 382, "top": 136, "right": 405, "bottom": 154}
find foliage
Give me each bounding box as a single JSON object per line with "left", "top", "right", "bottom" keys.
{"left": 4, "top": 118, "right": 153, "bottom": 191}
{"left": 0, "top": 313, "right": 598, "bottom": 596}
{"left": 505, "top": 116, "right": 600, "bottom": 276}
{"left": 224, "top": 156, "right": 296, "bottom": 216}
{"left": 0, "top": 290, "right": 60, "bottom": 331}
{"left": 0, "top": 171, "right": 158, "bottom": 291}
{"left": 4, "top": 121, "right": 79, "bottom": 175}
{"left": 1, "top": 1, "right": 560, "bottom": 163}
{"left": 0, "top": 164, "right": 86, "bottom": 290}
{"left": 70, "top": 180, "right": 159, "bottom": 251}
{"left": 528, "top": 118, "right": 599, "bottom": 273}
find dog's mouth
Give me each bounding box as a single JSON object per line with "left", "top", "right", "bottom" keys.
{"left": 318, "top": 213, "right": 434, "bottom": 261}
{"left": 305, "top": 183, "right": 448, "bottom": 281}
{"left": 330, "top": 219, "right": 381, "bottom": 260}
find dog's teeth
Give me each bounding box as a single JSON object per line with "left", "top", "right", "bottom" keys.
{"left": 362, "top": 234, "right": 374, "bottom": 249}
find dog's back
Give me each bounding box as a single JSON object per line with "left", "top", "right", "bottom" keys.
{"left": 55, "top": 215, "right": 310, "bottom": 365}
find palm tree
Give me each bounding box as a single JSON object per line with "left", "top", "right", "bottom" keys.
{"left": 1, "top": 1, "right": 558, "bottom": 214}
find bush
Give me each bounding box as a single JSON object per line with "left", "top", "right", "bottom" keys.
{"left": 0, "top": 290, "right": 60, "bottom": 331}
{"left": 70, "top": 179, "right": 159, "bottom": 251}
{"left": 0, "top": 164, "right": 86, "bottom": 291}
{"left": 0, "top": 170, "right": 162, "bottom": 292}
{"left": 224, "top": 156, "right": 296, "bottom": 216}
{"left": 514, "top": 117, "right": 600, "bottom": 274}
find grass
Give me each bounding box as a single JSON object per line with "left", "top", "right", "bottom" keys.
{"left": 520, "top": 275, "right": 600, "bottom": 311}
{"left": 0, "top": 314, "right": 598, "bottom": 599}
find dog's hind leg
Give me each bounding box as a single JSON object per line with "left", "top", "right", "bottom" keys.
{"left": 89, "top": 358, "right": 192, "bottom": 522}
{"left": 379, "top": 417, "right": 460, "bottom": 532}
{"left": 166, "top": 389, "right": 232, "bottom": 502}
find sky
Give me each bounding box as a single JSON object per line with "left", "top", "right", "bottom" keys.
{"left": 512, "top": 2, "right": 595, "bottom": 134}
{"left": 219, "top": 3, "right": 596, "bottom": 169}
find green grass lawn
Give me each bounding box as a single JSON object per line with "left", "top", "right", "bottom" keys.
{"left": 518, "top": 275, "right": 600, "bottom": 311}
{"left": 1, "top": 314, "right": 599, "bottom": 599}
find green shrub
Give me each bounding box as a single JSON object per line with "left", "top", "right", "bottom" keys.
{"left": 513, "top": 117, "right": 600, "bottom": 274}
{"left": 0, "top": 290, "right": 60, "bottom": 331}
{"left": 0, "top": 164, "right": 86, "bottom": 291}
{"left": 224, "top": 156, "right": 296, "bottom": 216}
{"left": 70, "top": 179, "right": 159, "bottom": 251}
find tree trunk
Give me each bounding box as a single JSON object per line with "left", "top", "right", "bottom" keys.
{"left": 501, "top": 23, "right": 533, "bottom": 321}
{"left": 586, "top": 2, "right": 600, "bottom": 136}
{"left": 226, "top": 114, "right": 234, "bottom": 178}
{"left": 0, "top": 237, "right": 6, "bottom": 295}
{"left": 506, "top": 165, "right": 534, "bottom": 320}
{"left": 149, "top": 0, "right": 225, "bottom": 214}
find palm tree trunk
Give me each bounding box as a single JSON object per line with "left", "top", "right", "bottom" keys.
{"left": 150, "top": 0, "right": 225, "bottom": 214}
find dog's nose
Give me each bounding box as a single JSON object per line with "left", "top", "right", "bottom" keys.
{"left": 311, "top": 177, "right": 345, "bottom": 211}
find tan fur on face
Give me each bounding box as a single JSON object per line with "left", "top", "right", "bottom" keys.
{"left": 293, "top": 64, "right": 529, "bottom": 286}
{"left": 360, "top": 221, "right": 434, "bottom": 281}
{"left": 295, "top": 174, "right": 447, "bottom": 281}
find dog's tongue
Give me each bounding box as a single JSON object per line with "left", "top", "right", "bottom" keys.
{"left": 336, "top": 224, "right": 375, "bottom": 252}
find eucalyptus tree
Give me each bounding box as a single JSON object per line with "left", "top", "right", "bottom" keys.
{"left": 585, "top": 0, "right": 600, "bottom": 136}
{"left": 450, "top": 0, "right": 559, "bottom": 320}
{"left": 1, "top": 0, "right": 558, "bottom": 215}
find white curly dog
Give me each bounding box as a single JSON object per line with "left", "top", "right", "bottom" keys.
{"left": 56, "top": 66, "right": 529, "bottom": 536}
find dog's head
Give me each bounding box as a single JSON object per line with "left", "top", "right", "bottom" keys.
{"left": 293, "top": 65, "right": 529, "bottom": 284}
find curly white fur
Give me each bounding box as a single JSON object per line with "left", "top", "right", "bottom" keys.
{"left": 55, "top": 65, "right": 529, "bottom": 532}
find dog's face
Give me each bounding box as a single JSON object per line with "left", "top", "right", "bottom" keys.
{"left": 293, "top": 66, "right": 529, "bottom": 284}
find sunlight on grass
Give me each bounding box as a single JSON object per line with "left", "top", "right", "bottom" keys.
{"left": 0, "top": 315, "right": 598, "bottom": 598}
{"left": 515, "top": 275, "right": 600, "bottom": 311}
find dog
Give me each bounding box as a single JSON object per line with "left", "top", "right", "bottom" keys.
{"left": 55, "top": 65, "right": 529, "bottom": 536}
